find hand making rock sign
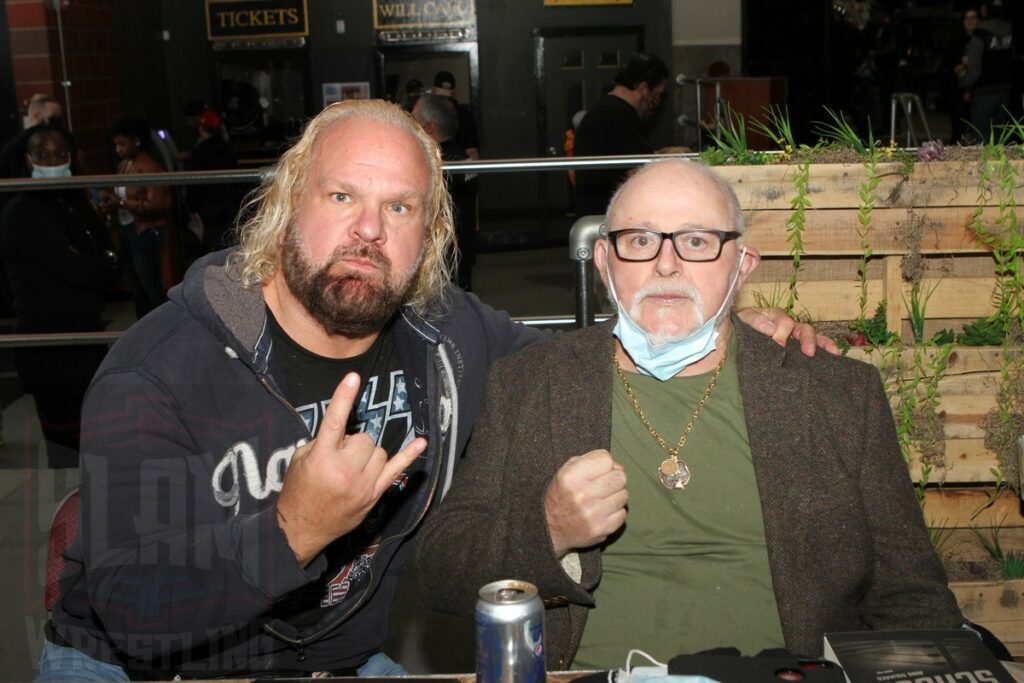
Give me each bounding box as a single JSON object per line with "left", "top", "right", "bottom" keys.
{"left": 276, "top": 371, "right": 428, "bottom": 567}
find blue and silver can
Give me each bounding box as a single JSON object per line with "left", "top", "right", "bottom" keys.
{"left": 475, "top": 579, "right": 546, "bottom": 683}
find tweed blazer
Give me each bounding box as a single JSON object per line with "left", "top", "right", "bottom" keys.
{"left": 416, "top": 319, "right": 963, "bottom": 668}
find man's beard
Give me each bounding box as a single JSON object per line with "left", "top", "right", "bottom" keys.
{"left": 280, "top": 225, "right": 420, "bottom": 338}
{"left": 627, "top": 280, "right": 705, "bottom": 346}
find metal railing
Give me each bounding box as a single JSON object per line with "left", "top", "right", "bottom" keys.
{"left": 0, "top": 153, "right": 659, "bottom": 347}
{"left": 0, "top": 153, "right": 696, "bottom": 194}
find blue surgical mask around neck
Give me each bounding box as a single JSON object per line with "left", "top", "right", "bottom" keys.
{"left": 609, "top": 246, "right": 747, "bottom": 381}
{"left": 31, "top": 162, "right": 72, "bottom": 179}
{"left": 610, "top": 649, "right": 720, "bottom": 683}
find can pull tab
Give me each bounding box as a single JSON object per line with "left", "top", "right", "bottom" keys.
{"left": 496, "top": 588, "right": 526, "bottom": 601}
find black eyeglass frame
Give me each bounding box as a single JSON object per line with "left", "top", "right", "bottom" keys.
{"left": 607, "top": 228, "right": 743, "bottom": 262}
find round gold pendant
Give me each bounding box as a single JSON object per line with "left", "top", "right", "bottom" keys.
{"left": 659, "top": 458, "right": 690, "bottom": 490}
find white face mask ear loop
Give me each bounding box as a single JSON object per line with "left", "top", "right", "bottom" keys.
{"left": 627, "top": 649, "right": 666, "bottom": 670}
{"left": 612, "top": 649, "right": 667, "bottom": 683}
{"left": 710, "top": 244, "right": 748, "bottom": 324}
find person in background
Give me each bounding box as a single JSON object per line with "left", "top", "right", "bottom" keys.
{"left": 181, "top": 109, "right": 240, "bottom": 258}
{"left": 573, "top": 53, "right": 682, "bottom": 216}
{"left": 950, "top": 7, "right": 979, "bottom": 144}
{"left": 0, "top": 126, "right": 118, "bottom": 467}
{"left": 0, "top": 95, "right": 65, "bottom": 178}
{"left": 412, "top": 93, "right": 479, "bottom": 291}
{"left": 99, "top": 117, "right": 172, "bottom": 319}
{"left": 403, "top": 79, "right": 424, "bottom": 113}
{"left": 430, "top": 71, "right": 480, "bottom": 159}
{"left": 960, "top": 0, "right": 1014, "bottom": 142}
{"left": 181, "top": 100, "right": 206, "bottom": 141}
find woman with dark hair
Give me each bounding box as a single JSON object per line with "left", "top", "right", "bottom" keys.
{"left": 0, "top": 126, "right": 119, "bottom": 467}
{"left": 100, "top": 117, "right": 172, "bottom": 318}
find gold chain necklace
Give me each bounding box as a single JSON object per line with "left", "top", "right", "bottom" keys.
{"left": 613, "top": 347, "right": 727, "bottom": 490}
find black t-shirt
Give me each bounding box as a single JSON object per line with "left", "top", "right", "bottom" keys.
{"left": 265, "top": 311, "right": 424, "bottom": 655}
{"left": 573, "top": 94, "right": 651, "bottom": 216}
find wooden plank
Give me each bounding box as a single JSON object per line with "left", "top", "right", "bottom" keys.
{"left": 908, "top": 439, "right": 999, "bottom": 484}
{"left": 716, "top": 160, "right": 1024, "bottom": 210}
{"left": 949, "top": 579, "right": 1024, "bottom": 653}
{"left": 848, "top": 347, "right": 1005, "bottom": 376}
{"left": 941, "top": 528, "right": 1024, "bottom": 561}
{"left": 744, "top": 206, "right": 1001, "bottom": 256}
{"left": 923, "top": 490, "right": 1024, "bottom": 528}
{"left": 737, "top": 276, "right": 997, "bottom": 321}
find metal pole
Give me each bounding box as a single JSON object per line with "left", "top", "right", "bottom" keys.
{"left": 890, "top": 94, "right": 898, "bottom": 147}
{"left": 52, "top": 0, "right": 73, "bottom": 131}
{"left": 574, "top": 260, "right": 594, "bottom": 328}
{"left": 713, "top": 81, "right": 723, "bottom": 141}
{"left": 569, "top": 215, "right": 606, "bottom": 328}
{"left": 695, "top": 79, "right": 704, "bottom": 150}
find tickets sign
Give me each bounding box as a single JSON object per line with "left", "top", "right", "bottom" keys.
{"left": 206, "top": 0, "right": 309, "bottom": 41}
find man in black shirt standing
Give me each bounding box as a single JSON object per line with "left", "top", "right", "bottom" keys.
{"left": 573, "top": 53, "right": 671, "bottom": 216}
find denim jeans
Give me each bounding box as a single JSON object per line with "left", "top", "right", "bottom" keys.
{"left": 35, "top": 639, "right": 407, "bottom": 680}
{"left": 35, "top": 640, "right": 129, "bottom": 682}
{"left": 120, "top": 222, "right": 167, "bottom": 319}
{"left": 356, "top": 652, "right": 408, "bottom": 676}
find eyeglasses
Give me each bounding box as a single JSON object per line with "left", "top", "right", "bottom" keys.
{"left": 607, "top": 228, "right": 741, "bottom": 262}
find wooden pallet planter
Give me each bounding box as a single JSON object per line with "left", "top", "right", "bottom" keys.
{"left": 725, "top": 159, "right": 1024, "bottom": 332}
{"left": 715, "top": 158, "right": 1024, "bottom": 646}
{"left": 950, "top": 579, "right": 1024, "bottom": 657}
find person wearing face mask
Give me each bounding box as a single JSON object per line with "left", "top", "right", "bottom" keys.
{"left": 0, "top": 95, "right": 65, "bottom": 180}
{"left": 0, "top": 126, "right": 119, "bottom": 468}
{"left": 415, "top": 159, "right": 966, "bottom": 670}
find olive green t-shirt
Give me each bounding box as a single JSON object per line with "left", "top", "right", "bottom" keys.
{"left": 572, "top": 333, "right": 785, "bottom": 670}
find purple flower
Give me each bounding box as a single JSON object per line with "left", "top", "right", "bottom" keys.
{"left": 917, "top": 140, "right": 945, "bottom": 162}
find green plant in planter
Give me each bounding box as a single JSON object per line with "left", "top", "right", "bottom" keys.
{"left": 751, "top": 106, "right": 813, "bottom": 314}
{"left": 981, "top": 344, "right": 1024, "bottom": 496}
{"left": 905, "top": 281, "right": 939, "bottom": 345}
{"left": 848, "top": 301, "right": 897, "bottom": 348}
{"left": 957, "top": 315, "right": 1008, "bottom": 345}
{"left": 963, "top": 124, "right": 1024, "bottom": 496}
{"left": 1004, "top": 552, "right": 1024, "bottom": 579}
{"left": 814, "top": 109, "right": 883, "bottom": 326}
{"left": 699, "top": 106, "right": 772, "bottom": 166}
{"left": 927, "top": 518, "right": 959, "bottom": 563}
{"left": 968, "top": 122, "right": 1024, "bottom": 332}
{"left": 967, "top": 513, "right": 1024, "bottom": 578}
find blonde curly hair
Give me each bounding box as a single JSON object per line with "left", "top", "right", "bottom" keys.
{"left": 229, "top": 99, "right": 456, "bottom": 315}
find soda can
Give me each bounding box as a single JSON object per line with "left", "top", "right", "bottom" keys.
{"left": 475, "top": 579, "right": 546, "bottom": 683}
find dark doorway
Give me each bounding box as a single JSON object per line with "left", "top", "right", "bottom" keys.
{"left": 534, "top": 27, "right": 644, "bottom": 240}
{"left": 374, "top": 42, "right": 480, "bottom": 119}
{"left": 214, "top": 50, "right": 311, "bottom": 166}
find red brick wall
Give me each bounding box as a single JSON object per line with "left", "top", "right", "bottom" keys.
{"left": 5, "top": 0, "right": 121, "bottom": 173}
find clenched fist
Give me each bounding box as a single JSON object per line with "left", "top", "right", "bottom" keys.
{"left": 544, "top": 449, "right": 628, "bottom": 559}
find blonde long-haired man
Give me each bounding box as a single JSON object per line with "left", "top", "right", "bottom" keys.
{"left": 41, "top": 100, "right": 828, "bottom": 680}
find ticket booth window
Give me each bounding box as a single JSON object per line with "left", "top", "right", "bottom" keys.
{"left": 216, "top": 56, "right": 308, "bottom": 164}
